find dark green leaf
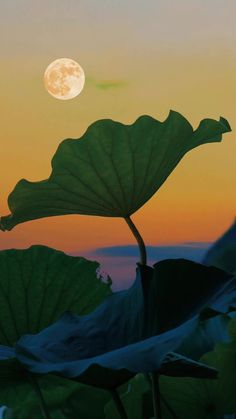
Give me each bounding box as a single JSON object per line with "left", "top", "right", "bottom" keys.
{"left": 160, "top": 342, "right": 236, "bottom": 418}
{"left": 1, "top": 375, "right": 81, "bottom": 419}
{"left": 55, "top": 383, "right": 110, "bottom": 419}
{"left": 15, "top": 260, "right": 234, "bottom": 389}
{"left": 203, "top": 220, "right": 236, "bottom": 275}
{"left": 104, "top": 374, "right": 150, "bottom": 419}
{"left": 14, "top": 378, "right": 110, "bottom": 419}
{"left": 143, "top": 259, "right": 234, "bottom": 334}
{"left": 0, "top": 112, "right": 231, "bottom": 230}
{"left": 0, "top": 245, "right": 111, "bottom": 346}
{"left": 104, "top": 349, "right": 219, "bottom": 419}
{"left": 227, "top": 316, "right": 236, "bottom": 341}
{"left": 0, "top": 245, "right": 111, "bottom": 414}
{"left": 202, "top": 221, "right": 236, "bottom": 313}
{"left": 159, "top": 352, "right": 218, "bottom": 378}
{"left": 2, "top": 407, "right": 13, "bottom": 419}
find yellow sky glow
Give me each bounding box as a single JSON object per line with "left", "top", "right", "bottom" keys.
{"left": 0, "top": 1, "right": 235, "bottom": 253}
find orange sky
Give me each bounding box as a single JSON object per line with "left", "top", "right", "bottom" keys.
{"left": 0, "top": 0, "right": 235, "bottom": 254}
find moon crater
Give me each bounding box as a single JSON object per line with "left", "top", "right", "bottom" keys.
{"left": 44, "top": 58, "right": 85, "bottom": 100}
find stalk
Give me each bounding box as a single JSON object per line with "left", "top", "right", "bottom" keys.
{"left": 145, "top": 373, "right": 178, "bottom": 419}
{"left": 28, "top": 373, "right": 52, "bottom": 419}
{"left": 151, "top": 373, "right": 162, "bottom": 419}
{"left": 124, "top": 216, "right": 147, "bottom": 265}
{"left": 110, "top": 389, "right": 128, "bottom": 419}
{"left": 159, "top": 393, "right": 179, "bottom": 419}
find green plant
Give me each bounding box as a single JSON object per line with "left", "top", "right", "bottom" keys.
{"left": 0, "top": 111, "right": 234, "bottom": 419}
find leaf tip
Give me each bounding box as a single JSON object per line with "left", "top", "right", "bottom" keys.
{"left": 0, "top": 217, "right": 6, "bottom": 232}
{"left": 219, "top": 116, "right": 232, "bottom": 133}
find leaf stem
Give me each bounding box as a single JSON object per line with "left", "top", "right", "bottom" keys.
{"left": 28, "top": 373, "right": 52, "bottom": 419}
{"left": 124, "top": 216, "right": 147, "bottom": 265}
{"left": 159, "top": 393, "right": 179, "bottom": 419}
{"left": 110, "top": 388, "right": 128, "bottom": 419}
{"left": 145, "top": 373, "right": 178, "bottom": 419}
{"left": 151, "top": 372, "right": 162, "bottom": 419}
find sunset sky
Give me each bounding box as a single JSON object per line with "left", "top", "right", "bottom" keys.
{"left": 0, "top": 0, "right": 235, "bottom": 287}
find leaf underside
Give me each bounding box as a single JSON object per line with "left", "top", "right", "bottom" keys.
{"left": 0, "top": 111, "right": 231, "bottom": 230}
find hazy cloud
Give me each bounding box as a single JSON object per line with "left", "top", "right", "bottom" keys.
{"left": 71, "top": 242, "right": 212, "bottom": 290}
{"left": 87, "top": 77, "right": 127, "bottom": 90}
{"left": 182, "top": 242, "right": 213, "bottom": 247}
{"left": 94, "top": 81, "right": 127, "bottom": 90}
{"left": 92, "top": 243, "right": 211, "bottom": 263}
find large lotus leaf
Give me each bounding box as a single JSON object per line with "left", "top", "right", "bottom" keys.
{"left": 159, "top": 342, "right": 236, "bottom": 418}
{"left": 143, "top": 259, "right": 235, "bottom": 334}
{"left": 0, "top": 245, "right": 111, "bottom": 346}
{"left": 14, "top": 259, "right": 235, "bottom": 389}
{"left": 0, "top": 371, "right": 80, "bottom": 419}
{"left": 0, "top": 112, "right": 231, "bottom": 230}
{"left": 14, "top": 380, "right": 110, "bottom": 419}
{"left": 3, "top": 264, "right": 153, "bottom": 392}
{"left": 15, "top": 316, "right": 198, "bottom": 389}
{"left": 210, "top": 292, "right": 236, "bottom": 315}
{"left": 1, "top": 408, "right": 13, "bottom": 419}
{"left": 50, "top": 384, "right": 110, "bottom": 419}
{"left": 203, "top": 220, "right": 236, "bottom": 275}
{"left": 158, "top": 352, "right": 217, "bottom": 378}
{"left": 227, "top": 316, "right": 236, "bottom": 341}
{"left": 202, "top": 221, "right": 236, "bottom": 314}
{"left": 0, "top": 245, "right": 111, "bottom": 415}
{"left": 104, "top": 374, "right": 150, "bottom": 419}
{"left": 38, "top": 411, "right": 66, "bottom": 419}
{"left": 179, "top": 314, "right": 231, "bottom": 360}
{"left": 105, "top": 351, "right": 219, "bottom": 419}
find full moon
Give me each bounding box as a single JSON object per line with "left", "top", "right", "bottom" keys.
{"left": 44, "top": 58, "right": 85, "bottom": 100}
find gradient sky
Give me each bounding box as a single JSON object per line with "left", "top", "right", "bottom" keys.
{"left": 0, "top": 1, "right": 235, "bottom": 272}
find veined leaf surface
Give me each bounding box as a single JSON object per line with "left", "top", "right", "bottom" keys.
{"left": 0, "top": 245, "right": 111, "bottom": 414}
{"left": 0, "top": 112, "right": 231, "bottom": 230}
